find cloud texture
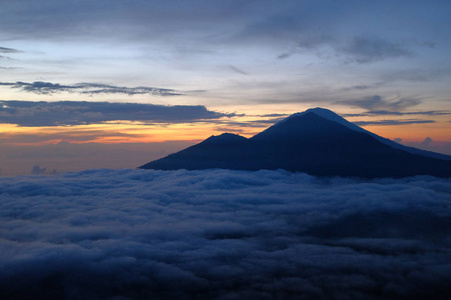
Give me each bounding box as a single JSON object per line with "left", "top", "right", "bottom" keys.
{"left": 0, "top": 47, "right": 21, "bottom": 54}
{"left": 340, "top": 95, "right": 421, "bottom": 111}
{"left": 0, "top": 81, "right": 182, "bottom": 96}
{"left": 1, "top": 169, "right": 450, "bottom": 298}
{"left": 0, "top": 100, "right": 230, "bottom": 126}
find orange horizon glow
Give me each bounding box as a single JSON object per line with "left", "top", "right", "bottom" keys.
{"left": 360, "top": 123, "right": 451, "bottom": 142}
{"left": 1, "top": 112, "right": 450, "bottom": 147}
{"left": 0, "top": 119, "right": 259, "bottom": 146}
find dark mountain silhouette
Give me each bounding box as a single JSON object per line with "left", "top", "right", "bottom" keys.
{"left": 299, "top": 108, "right": 450, "bottom": 160}
{"left": 139, "top": 108, "right": 451, "bottom": 178}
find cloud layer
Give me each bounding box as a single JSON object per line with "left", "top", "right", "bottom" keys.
{"left": 354, "top": 119, "right": 435, "bottom": 126}
{"left": 340, "top": 95, "right": 422, "bottom": 111}
{"left": 0, "top": 81, "right": 183, "bottom": 96}
{"left": 1, "top": 169, "right": 450, "bottom": 298}
{"left": 0, "top": 47, "right": 21, "bottom": 54}
{"left": 0, "top": 100, "right": 231, "bottom": 126}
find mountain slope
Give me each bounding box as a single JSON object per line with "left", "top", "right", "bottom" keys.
{"left": 139, "top": 133, "right": 250, "bottom": 170}
{"left": 139, "top": 108, "right": 451, "bottom": 178}
{"left": 300, "top": 108, "right": 451, "bottom": 161}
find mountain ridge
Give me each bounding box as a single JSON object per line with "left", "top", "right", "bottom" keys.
{"left": 290, "top": 108, "right": 450, "bottom": 160}
{"left": 139, "top": 108, "right": 451, "bottom": 178}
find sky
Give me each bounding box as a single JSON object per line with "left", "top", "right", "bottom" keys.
{"left": 1, "top": 169, "right": 450, "bottom": 298}
{"left": 1, "top": 0, "right": 451, "bottom": 175}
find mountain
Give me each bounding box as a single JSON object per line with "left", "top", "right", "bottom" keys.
{"left": 300, "top": 108, "right": 450, "bottom": 161}
{"left": 139, "top": 108, "right": 451, "bottom": 178}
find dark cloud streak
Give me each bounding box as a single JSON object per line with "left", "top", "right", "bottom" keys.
{"left": 344, "top": 110, "right": 451, "bottom": 117}
{"left": 354, "top": 119, "right": 436, "bottom": 126}
{"left": 0, "top": 47, "right": 21, "bottom": 53}
{"left": 0, "top": 130, "right": 142, "bottom": 144}
{"left": 340, "top": 36, "right": 411, "bottom": 63}
{"left": 0, "top": 81, "right": 183, "bottom": 96}
{"left": 228, "top": 65, "right": 248, "bottom": 75}
{"left": 340, "top": 95, "right": 421, "bottom": 111}
{"left": 0, "top": 100, "right": 232, "bottom": 126}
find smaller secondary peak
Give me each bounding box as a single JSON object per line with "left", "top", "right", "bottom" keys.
{"left": 203, "top": 133, "right": 247, "bottom": 144}
{"left": 215, "top": 132, "right": 245, "bottom": 139}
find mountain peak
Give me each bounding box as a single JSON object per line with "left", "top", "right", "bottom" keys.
{"left": 303, "top": 107, "right": 336, "bottom": 115}
{"left": 277, "top": 108, "right": 449, "bottom": 160}
{"left": 252, "top": 110, "right": 348, "bottom": 142}
{"left": 140, "top": 107, "right": 451, "bottom": 177}
{"left": 279, "top": 107, "right": 355, "bottom": 128}
{"left": 304, "top": 107, "right": 343, "bottom": 120}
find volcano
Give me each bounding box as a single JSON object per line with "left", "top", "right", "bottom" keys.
{"left": 139, "top": 108, "right": 451, "bottom": 178}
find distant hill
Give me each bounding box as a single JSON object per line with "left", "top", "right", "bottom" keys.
{"left": 139, "top": 108, "right": 451, "bottom": 178}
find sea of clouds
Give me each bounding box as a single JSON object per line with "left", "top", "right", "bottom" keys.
{"left": 1, "top": 169, "right": 450, "bottom": 299}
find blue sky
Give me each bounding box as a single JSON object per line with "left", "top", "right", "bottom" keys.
{"left": 2, "top": 0, "right": 450, "bottom": 109}
{"left": 0, "top": 0, "right": 450, "bottom": 174}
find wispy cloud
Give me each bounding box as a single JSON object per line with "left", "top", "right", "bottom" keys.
{"left": 382, "top": 68, "right": 451, "bottom": 83}
{"left": 277, "top": 35, "right": 412, "bottom": 64}
{"left": 354, "top": 119, "right": 435, "bottom": 126}
{"left": 0, "top": 81, "right": 183, "bottom": 96}
{"left": 0, "top": 47, "right": 21, "bottom": 53}
{"left": 342, "top": 81, "right": 387, "bottom": 91}
{"left": 0, "top": 129, "right": 142, "bottom": 144}
{"left": 340, "top": 95, "right": 421, "bottom": 111}
{"left": 228, "top": 65, "right": 248, "bottom": 75}
{"left": 0, "top": 100, "right": 232, "bottom": 126}
{"left": 258, "top": 113, "right": 289, "bottom": 118}
{"left": 339, "top": 36, "right": 411, "bottom": 63}
{"left": 343, "top": 110, "right": 451, "bottom": 117}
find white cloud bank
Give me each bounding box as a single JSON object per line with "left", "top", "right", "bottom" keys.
{"left": 0, "top": 169, "right": 450, "bottom": 299}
